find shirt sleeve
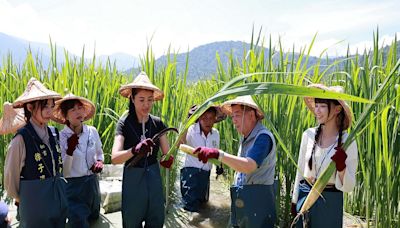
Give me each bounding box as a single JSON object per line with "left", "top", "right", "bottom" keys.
{"left": 4, "top": 135, "right": 26, "bottom": 201}
{"left": 292, "top": 131, "right": 308, "bottom": 204}
{"left": 246, "top": 134, "right": 272, "bottom": 167}
{"left": 115, "top": 117, "right": 125, "bottom": 136}
{"left": 335, "top": 139, "right": 358, "bottom": 192}
{"left": 93, "top": 128, "right": 104, "bottom": 161}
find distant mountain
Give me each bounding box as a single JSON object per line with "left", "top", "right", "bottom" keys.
{"left": 0, "top": 32, "right": 139, "bottom": 70}
{"left": 98, "top": 53, "right": 139, "bottom": 71}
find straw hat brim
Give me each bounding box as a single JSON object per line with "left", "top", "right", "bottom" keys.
{"left": 0, "top": 102, "right": 26, "bottom": 135}
{"left": 119, "top": 84, "right": 164, "bottom": 101}
{"left": 53, "top": 95, "right": 96, "bottom": 124}
{"left": 304, "top": 84, "right": 353, "bottom": 130}
{"left": 13, "top": 78, "right": 61, "bottom": 108}
{"left": 190, "top": 105, "right": 227, "bottom": 123}
{"left": 221, "top": 99, "right": 264, "bottom": 120}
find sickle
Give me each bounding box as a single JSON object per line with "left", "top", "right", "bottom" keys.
{"left": 127, "top": 127, "right": 179, "bottom": 168}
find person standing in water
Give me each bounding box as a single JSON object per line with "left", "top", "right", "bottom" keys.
{"left": 111, "top": 72, "right": 174, "bottom": 228}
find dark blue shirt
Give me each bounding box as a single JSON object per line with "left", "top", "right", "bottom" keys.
{"left": 246, "top": 134, "right": 272, "bottom": 167}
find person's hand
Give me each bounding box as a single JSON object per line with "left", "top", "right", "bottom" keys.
{"left": 331, "top": 146, "right": 347, "bottom": 171}
{"left": 216, "top": 164, "right": 224, "bottom": 180}
{"left": 160, "top": 154, "right": 174, "bottom": 168}
{"left": 132, "top": 138, "right": 155, "bottom": 155}
{"left": 291, "top": 203, "right": 297, "bottom": 217}
{"left": 90, "top": 160, "right": 104, "bottom": 173}
{"left": 193, "top": 147, "right": 219, "bottom": 163}
{"left": 67, "top": 134, "right": 79, "bottom": 156}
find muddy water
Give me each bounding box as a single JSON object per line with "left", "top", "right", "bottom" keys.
{"left": 165, "top": 154, "right": 231, "bottom": 228}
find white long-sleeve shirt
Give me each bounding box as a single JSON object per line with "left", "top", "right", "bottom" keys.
{"left": 292, "top": 128, "right": 358, "bottom": 204}
{"left": 183, "top": 122, "right": 220, "bottom": 171}
{"left": 60, "top": 124, "right": 104, "bottom": 178}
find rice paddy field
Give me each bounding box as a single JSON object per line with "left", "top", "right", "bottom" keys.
{"left": 0, "top": 31, "right": 399, "bottom": 227}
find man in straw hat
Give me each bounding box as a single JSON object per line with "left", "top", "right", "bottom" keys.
{"left": 193, "top": 95, "right": 277, "bottom": 227}
{"left": 291, "top": 84, "right": 358, "bottom": 227}
{"left": 179, "top": 105, "right": 225, "bottom": 214}
{"left": 111, "top": 72, "right": 174, "bottom": 228}
{"left": 3, "top": 78, "right": 67, "bottom": 227}
{"left": 52, "top": 93, "right": 103, "bottom": 227}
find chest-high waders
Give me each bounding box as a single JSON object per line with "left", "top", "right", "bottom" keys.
{"left": 230, "top": 184, "right": 276, "bottom": 228}
{"left": 122, "top": 162, "right": 165, "bottom": 228}
{"left": 180, "top": 167, "right": 210, "bottom": 212}
{"left": 18, "top": 124, "right": 68, "bottom": 228}
{"left": 66, "top": 174, "right": 101, "bottom": 228}
{"left": 294, "top": 180, "right": 343, "bottom": 228}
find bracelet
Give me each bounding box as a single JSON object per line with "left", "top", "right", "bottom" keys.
{"left": 218, "top": 151, "right": 225, "bottom": 161}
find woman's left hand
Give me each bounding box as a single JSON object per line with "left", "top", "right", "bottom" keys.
{"left": 331, "top": 147, "right": 347, "bottom": 171}
{"left": 91, "top": 160, "right": 104, "bottom": 173}
{"left": 160, "top": 155, "right": 174, "bottom": 168}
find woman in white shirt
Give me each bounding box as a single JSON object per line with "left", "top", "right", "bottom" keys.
{"left": 291, "top": 84, "right": 358, "bottom": 227}
{"left": 53, "top": 93, "right": 104, "bottom": 228}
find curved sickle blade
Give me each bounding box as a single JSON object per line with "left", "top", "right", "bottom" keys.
{"left": 127, "top": 127, "right": 179, "bottom": 168}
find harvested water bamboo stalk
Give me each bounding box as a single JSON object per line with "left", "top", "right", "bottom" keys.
{"left": 179, "top": 144, "right": 220, "bottom": 166}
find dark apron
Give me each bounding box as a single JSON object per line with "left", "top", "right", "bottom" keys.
{"left": 230, "top": 184, "right": 276, "bottom": 228}
{"left": 295, "top": 181, "right": 343, "bottom": 228}
{"left": 122, "top": 163, "right": 165, "bottom": 228}
{"left": 19, "top": 176, "right": 68, "bottom": 228}
{"left": 66, "top": 174, "right": 101, "bottom": 228}
{"left": 180, "top": 167, "right": 211, "bottom": 212}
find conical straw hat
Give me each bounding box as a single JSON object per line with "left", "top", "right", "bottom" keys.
{"left": 304, "top": 84, "right": 353, "bottom": 130}
{"left": 119, "top": 72, "right": 164, "bottom": 101}
{"left": 52, "top": 93, "right": 96, "bottom": 124}
{"left": 221, "top": 95, "right": 264, "bottom": 120}
{"left": 0, "top": 102, "right": 26, "bottom": 135}
{"left": 13, "top": 78, "right": 61, "bottom": 108}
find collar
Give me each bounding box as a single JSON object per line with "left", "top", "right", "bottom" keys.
{"left": 64, "top": 124, "right": 88, "bottom": 136}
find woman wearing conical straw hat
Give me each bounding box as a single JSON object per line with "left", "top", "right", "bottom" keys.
{"left": 2, "top": 78, "right": 67, "bottom": 228}
{"left": 52, "top": 93, "right": 103, "bottom": 227}
{"left": 291, "top": 84, "right": 358, "bottom": 227}
{"left": 111, "top": 72, "right": 174, "bottom": 228}
{"left": 192, "top": 95, "right": 277, "bottom": 227}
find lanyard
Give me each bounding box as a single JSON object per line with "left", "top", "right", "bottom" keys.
{"left": 314, "top": 141, "right": 337, "bottom": 179}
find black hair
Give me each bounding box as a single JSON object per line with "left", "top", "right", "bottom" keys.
{"left": 59, "top": 99, "right": 84, "bottom": 120}
{"left": 23, "top": 99, "right": 53, "bottom": 122}
{"left": 308, "top": 98, "right": 345, "bottom": 170}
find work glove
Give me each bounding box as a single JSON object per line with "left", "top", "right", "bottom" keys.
{"left": 193, "top": 147, "right": 219, "bottom": 163}
{"left": 90, "top": 160, "right": 104, "bottom": 173}
{"left": 66, "top": 134, "right": 79, "bottom": 156}
{"left": 331, "top": 146, "right": 347, "bottom": 172}
{"left": 132, "top": 138, "right": 155, "bottom": 155}
{"left": 291, "top": 203, "right": 297, "bottom": 217}
{"left": 160, "top": 154, "right": 174, "bottom": 168}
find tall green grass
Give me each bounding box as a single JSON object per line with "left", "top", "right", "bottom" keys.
{"left": 0, "top": 30, "right": 399, "bottom": 227}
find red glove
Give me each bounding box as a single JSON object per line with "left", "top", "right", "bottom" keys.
{"left": 66, "top": 134, "right": 79, "bottom": 156}
{"left": 132, "top": 138, "right": 155, "bottom": 155}
{"left": 291, "top": 203, "right": 297, "bottom": 217}
{"left": 193, "top": 147, "right": 219, "bottom": 163}
{"left": 90, "top": 160, "right": 104, "bottom": 173}
{"left": 331, "top": 147, "right": 347, "bottom": 171}
{"left": 160, "top": 154, "right": 174, "bottom": 168}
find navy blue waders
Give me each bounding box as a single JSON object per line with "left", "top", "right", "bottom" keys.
{"left": 66, "top": 174, "right": 101, "bottom": 227}
{"left": 230, "top": 184, "right": 276, "bottom": 228}
{"left": 122, "top": 163, "right": 165, "bottom": 228}
{"left": 19, "top": 177, "right": 68, "bottom": 228}
{"left": 295, "top": 180, "right": 343, "bottom": 228}
{"left": 180, "top": 167, "right": 210, "bottom": 212}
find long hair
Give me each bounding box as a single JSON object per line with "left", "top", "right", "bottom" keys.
{"left": 308, "top": 98, "right": 345, "bottom": 170}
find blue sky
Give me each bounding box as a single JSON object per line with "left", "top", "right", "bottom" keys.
{"left": 0, "top": 0, "right": 399, "bottom": 57}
